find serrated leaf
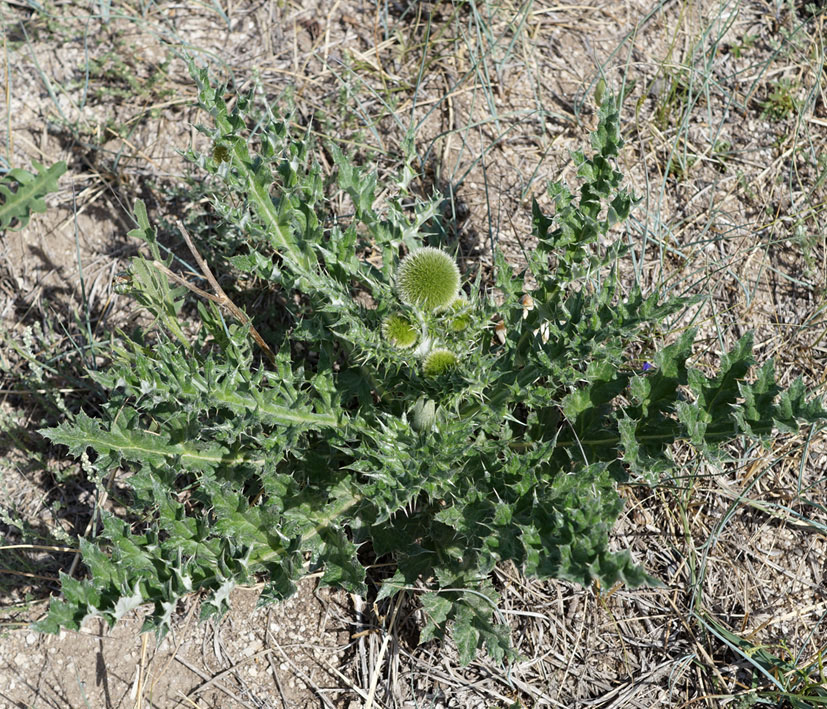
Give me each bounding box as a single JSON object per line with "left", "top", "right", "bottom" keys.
{"left": 452, "top": 608, "right": 481, "bottom": 666}
{"left": 41, "top": 411, "right": 233, "bottom": 472}
{"left": 35, "top": 597, "right": 83, "bottom": 634}
{"left": 689, "top": 332, "right": 754, "bottom": 420}
{"left": 113, "top": 583, "right": 144, "bottom": 622}
{"left": 420, "top": 592, "right": 453, "bottom": 644}
{"left": 332, "top": 143, "right": 376, "bottom": 218}
{"left": 375, "top": 570, "right": 407, "bottom": 603}
{"left": 317, "top": 527, "right": 366, "bottom": 595}
{"left": 210, "top": 578, "right": 236, "bottom": 614}
{"left": 676, "top": 400, "right": 709, "bottom": 447}
{"left": 775, "top": 377, "right": 827, "bottom": 430}
{"left": 78, "top": 536, "right": 119, "bottom": 587}
{"left": 0, "top": 161, "right": 66, "bottom": 230}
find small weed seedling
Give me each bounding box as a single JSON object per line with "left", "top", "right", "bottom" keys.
{"left": 761, "top": 77, "right": 802, "bottom": 120}
{"left": 38, "top": 66, "right": 826, "bottom": 664}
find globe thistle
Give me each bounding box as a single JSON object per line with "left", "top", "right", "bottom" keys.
{"left": 397, "top": 247, "right": 460, "bottom": 312}
{"left": 382, "top": 314, "right": 418, "bottom": 349}
{"left": 423, "top": 348, "right": 458, "bottom": 377}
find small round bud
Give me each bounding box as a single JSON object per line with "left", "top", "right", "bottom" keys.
{"left": 449, "top": 314, "right": 470, "bottom": 332}
{"left": 397, "top": 247, "right": 460, "bottom": 312}
{"left": 447, "top": 296, "right": 470, "bottom": 332}
{"left": 411, "top": 398, "right": 436, "bottom": 432}
{"left": 423, "top": 348, "right": 458, "bottom": 377}
{"left": 382, "top": 314, "right": 418, "bottom": 349}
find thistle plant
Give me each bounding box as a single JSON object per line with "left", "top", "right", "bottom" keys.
{"left": 37, "top": 65, "right": 826, "bottom": 665}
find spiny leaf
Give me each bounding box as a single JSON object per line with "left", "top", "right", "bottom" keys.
{"left": 41, "top": 411, "right": 236, "bottom": 472}
{"left": 688, "top": 332, "right": 755, "bottom": 420}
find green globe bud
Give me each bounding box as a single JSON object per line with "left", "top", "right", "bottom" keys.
{"left": 382, "top": 314, "right": 418, "bottom": 349}
{"left": 397, "top": 247, "right": 460, "bottom": 312}
{"left": 446, "top": 296, "right": 470, "bottom": 332}
{"left": 449, "top": 314, "right": 470, "bottom": 332}
{"left": 423, "top": 348, "right": 458, "bottom": 377}
{"left": 411, "top": 397, "right": 436, "bottom": 432}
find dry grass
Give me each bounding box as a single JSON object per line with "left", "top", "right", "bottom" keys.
{"left": 1, "top": 0, "right": 826, "bottom": 707}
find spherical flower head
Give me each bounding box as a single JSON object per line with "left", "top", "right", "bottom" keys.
{"left": 423, "top": 348, "right": 458, "bottom": 377}
{"left": 397, "top": 247, "right": 460, "bottom": 312}
{"left": 382, "top": 314, "right": 418, "bottom": 349}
